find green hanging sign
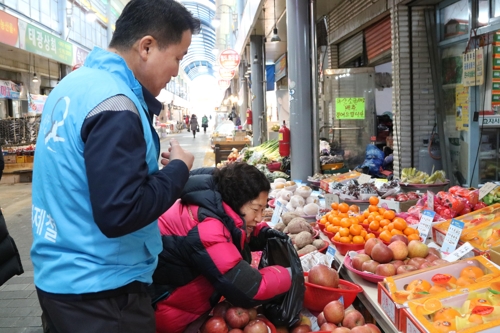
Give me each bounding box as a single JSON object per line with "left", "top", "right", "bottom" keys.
{"left": 335, "top": 97, "right": 365, "bottom": 120}
{"left": 24, "top": 23, "right": 73, "bottom": 65}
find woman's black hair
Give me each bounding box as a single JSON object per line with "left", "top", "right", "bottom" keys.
{"left": 109, "top": 0, "right": 201, "bottom": 51}
{"left": 213, "top": 163, "right": 271, "bottom": 214}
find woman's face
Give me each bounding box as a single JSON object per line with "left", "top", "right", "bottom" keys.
{"left": 239, "top": 191, "right": 268, "bottom": 236}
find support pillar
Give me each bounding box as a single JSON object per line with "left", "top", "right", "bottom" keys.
{"left": 239, "top": 62, "right": 248, "bottom": 126}
{"left": 286, "top": 0, "right": 313, "bottom": 181}
{"left": 250, "top": 35, "right": 264, "bottom": 146}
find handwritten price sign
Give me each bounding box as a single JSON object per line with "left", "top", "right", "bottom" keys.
{"left": 417, "top": 210, "right": 436, "bottom": 242}
{"left": 441, "top": 219, "right": 465, "bottom": 254}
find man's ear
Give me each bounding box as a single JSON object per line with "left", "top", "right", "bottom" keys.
{"left": 136, "top": 36, "right": 156, "bottom": 60}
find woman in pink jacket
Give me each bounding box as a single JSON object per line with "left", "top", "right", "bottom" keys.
{"left": 151, "top": 163, "right": 291, "bottom": 333}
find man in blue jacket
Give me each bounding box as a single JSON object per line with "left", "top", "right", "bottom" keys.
{"left": 31, "top": 1, "right": 199, "bottom": 332}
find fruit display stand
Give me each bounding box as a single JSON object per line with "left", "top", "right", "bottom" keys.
{"left": 317, "top": 232, "right": 400, "bottom": 333}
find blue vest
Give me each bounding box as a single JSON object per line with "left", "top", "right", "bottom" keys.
{"left": 31, "top": 48, "right": 162, "bottom": 294}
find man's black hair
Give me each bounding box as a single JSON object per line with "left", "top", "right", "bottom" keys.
{"left": 213, "top": 163, "right": 271, "bottom": 214}
{"left": 109, "top": 0, "right": 201, "bottom": 50}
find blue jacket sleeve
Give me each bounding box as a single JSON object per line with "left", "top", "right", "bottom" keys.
{"left": 81, "top": 108, "right": 189, "bottom": 238}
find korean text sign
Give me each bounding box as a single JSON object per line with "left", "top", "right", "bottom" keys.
{"left": 25, "top": 23, "right": 73, "bottom": 65}
{"left": 335, "top": 98, "right": 365, "bottom": 120}
{"left": 0, "top": 11, "right": 19, "bottom": 46}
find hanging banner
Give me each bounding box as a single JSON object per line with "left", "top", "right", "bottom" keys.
{"left": 455, "top": 84, "right": 469, "bottom": 131}
{"left": 462, "top": 48, "right": 484, "bottom": 86}
{"left": 19, "top": 23, "right": 73, "bottom": 65}
{"left": 218, "top": 79, "right": 230, "bottom": 90}
{"left": 28, "top": 94, "right": 47, "bottom": 114}
{"left": 0, "top": 80, "right": 21, "bottom": 99}
{"left": 219, "top": 68, "right": 235, "bottom": 80}
{"left": 219, "top": 49, "right": 240, "bottom": 70}
{"left": 0, "top": 11, "right": 19, "bottom": 47}
{"left": 275, "top": 53, "right": 287, "bottom": 81}
{"left": 335, "top": 97, "right": 365, "bottom": 120}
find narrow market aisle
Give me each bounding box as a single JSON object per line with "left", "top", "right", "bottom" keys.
{"left": 160, "top": 128, "right": 215, "bottom": 169}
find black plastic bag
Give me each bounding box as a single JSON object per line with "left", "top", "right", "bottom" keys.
{"left": 258, "top": 237, "right": 305, "bottom": 327}
{"left": 197, "top": 125, "right": 200, "bottom": 132}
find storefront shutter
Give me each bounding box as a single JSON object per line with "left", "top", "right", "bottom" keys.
{"left": 338, "top": 32, "right": 363, "bottom": 67}
{"left": 365, "top": 16, "right": 391, "bottom": 65}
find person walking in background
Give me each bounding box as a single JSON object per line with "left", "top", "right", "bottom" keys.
{"left": 201, "top": 114, "right": 208, "bottom": 133}
{"left": 151, "top": 163, "right": 291, "bottom": 333}
{"left": 185, "top": 114, "right": 190, "bottom": 131}
{"left": 30, "top": 1, "right": 199, "bottom": 332}
{"left": 190, "top": 114, "right": 198, "bottom": 138}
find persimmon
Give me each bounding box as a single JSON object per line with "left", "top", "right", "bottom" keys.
{"left": 460, "top": 266, "right": 484, "bottom": 280}
{"left": 369, "top": 196, "right": 379, "bottom": 205}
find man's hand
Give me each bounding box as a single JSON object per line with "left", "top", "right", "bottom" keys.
{"left": 161, "top": 139, "right": 194, "bottom": 170}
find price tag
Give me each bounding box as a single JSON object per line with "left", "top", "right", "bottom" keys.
{"left": 479, "top": 182, "right": 498, "bottom": 200}
{"left": 325, "top": 246, "right": 336, "bottom": 264}
{"left": 417, "top": 210, "right": 435, "bottom": 242}
{"left": 269, "top": 201, "right": 284, "bottom": 227}
{"left": 358, "top": 174, "right": 372, "bottom": 184}
{"left": 324, "top": 194, "right": 339, "bottom": 208}
{"left": 380, "top": 290, "right": 396, "bottom": 323}
{"left": 444, "top": 242, "right": 474, "bottom": 262}
{"left": 427, "top": 191, "right": 435, "bottom": 211}
{"left": 338, "top": 296, "right": 344, "bottom": 305}
{"left": 440, "top": 219, "right": 465, "bottom": 254}
{"left": 434, "top": 231, "right": 446, "bottom": 246}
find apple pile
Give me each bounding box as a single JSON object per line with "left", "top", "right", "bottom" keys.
{"left": 351, "top": 236, "right": 447, "bottom": 277}
{"left": 316, "top": 300, "right": 381, "bottom": 333}
{"left": 202, "top": 302, "right": 268, "bottom": 333}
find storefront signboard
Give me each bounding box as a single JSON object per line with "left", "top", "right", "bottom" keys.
{"left": 28, "top": 94, "right": 47, "bottom": 114}
{"left": 481, "top": 115, "right": 500, "bottom": 127}
{"left": 20, "top": 23, "right": 73, "bottom": 65}
{"left": 275, "top": 53, "right": 287, "bottom": 82}
{"left": 335, "top": 97, "right": 365, "bottom": 120}
{"left": 0, "top": 80, "right": 21, "bottom": 99}
{"left": 462, "top": 48, "right": 483, "bottom": 86}
{"left": 218, "top": 49, "right": 240, "bottom": 70}
{"left": 0, "top": 11, "right": 19, "bottom": 47}
{"left": 73, "top": 46, "right": 89, "bottom": 66}
{"left": 455, "top": 84, "right": 469, "bottom": 131}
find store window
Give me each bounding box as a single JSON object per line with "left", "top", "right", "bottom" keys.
{"left": 440, "top": 0, "right": 468, "bottom": 41}
{"left": 495, "top": 0, "right": 500, "bottom": 17}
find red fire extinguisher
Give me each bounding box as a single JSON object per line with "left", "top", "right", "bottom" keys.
{"left": 279, "top": 120, "right": 290, "bottom": 157}
{"left": 246, "top": 109, "right": 253, "bottom": 125}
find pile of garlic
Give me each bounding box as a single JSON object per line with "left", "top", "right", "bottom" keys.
{"left": 269, "top": 179, "right": 321, "bottom": 216}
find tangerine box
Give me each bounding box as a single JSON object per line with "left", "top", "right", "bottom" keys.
{"left": 458, "top": 220, "right": 500, "bottom": 254}
{"left": 377, "top": 256, "right": 500, "bottom": 331}
{"left": 400, "top": 278, "right": 500, "bottom": 333}
{"left": 432, "top": 203, "right": 500, "bottom": 246}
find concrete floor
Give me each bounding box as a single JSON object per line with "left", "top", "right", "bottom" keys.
{"left": 0, "top": 129, "right": 214, "bottom": 332}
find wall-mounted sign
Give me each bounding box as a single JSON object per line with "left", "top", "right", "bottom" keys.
{"left": 462, "top": 48, "right": 483, "bottom": 86}
{"left": 455, "top": 84, "right": 469, "bottom": 131}
{"left": 218, "top": 79, "right": 231, "bottom": 90}
{"left": 0, "top": 80, "right": 21, "bottom": 99}
{"left": 20, "top": 23, "right": 73, "bottom": 65}
{"left": 219, "top": 68, "right": 235, "bottom": 80}
{"left": 275, "top": 53, "right": 287, "bottom": 82}
{"left": 335, "top": 97, "right": 365, "bottom": 119}
{"left": 74, "top": 46, "right": 89, "bottom": 66}
{"left": 29, "top": 94, "right": 47, "bottom": 114}
{"left": 0, "top": 11, "right": 19, "bottom": 47}
{"left": 219, "top": 49, "right": 240, "bottom": 70}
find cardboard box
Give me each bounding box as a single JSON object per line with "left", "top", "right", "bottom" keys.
{"left": 490, "top": 245, "right": 500, "bottom": 266}
{"left": 377, "top": 256, "right": 500, "bottom": 331}
{"left": 402, "top": 278, "right": 500, "bottom": 333}
{"left": 4, "top": 155, "right": 16, "bottom": 164}
{"left": 16, "top": 156, "right": 26, "bottom": 163}
{"left": 378, "top": 199, "right": 418, "bottom": 213}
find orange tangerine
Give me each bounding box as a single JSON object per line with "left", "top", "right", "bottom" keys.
{"left": 383, "top": 210, "right": 396, "bottom": 221}
{"left": 367, "top": 215, "right": 375, "bottom": 223}
{"left": 378, "top": 207, "right": 387, "bottom": 215}
{"left": 379, "top": 230, "right": 392, "bottom": 243}
{"left": 456, "top": 276, "right": 474, "bottom": 287}
{"left": 365, "top": 233, "right": 376, "bottom": 240}
{"left": 326, "top": 224, "right": 336, "bottom": 233}
{"left": 380, "top": 219, "right": 391, "bottom": 227}
{"left": 431, "top": 320, "right": 456, "bottom": 333}
{"left": 375, "top": 215, "right": 384, "bottom": 222}
{"left": 349, "top": 205, "right": 360, "bottom": 213}
{"left": 356, "top": 215, "right": 365, "bottom": 223}
{"left": 368, "top": 205, "right": 379, "bottom": 213}
{"left": 340, "top": 218, "right": 351, "bottom": 228}
{"left": 362, "top": 219, "right": 369, "bottom": 225}
{"left": 363, "top": 210, "right": 370, "bottom": 218}
{"left": 352, "top": 235, "right": 364, "bottom": 244}
{"left": 407, "top": 234, "right": 420, "bottom": 241}
{"left": 320, "top": 217, "right": 327, "bottom": 225}
{"left": 387, "top": 223, "right": 395, "bottom": 231}
{"left": 333, "top": 232, "right": 341, "bottom": 242}
{"left": 339, "top": 227, "right": 350, "bottom": 237}
{"left": 433, "top": 307, "right": 461, "bottom": 322}
{"left": 460, "top": 266, "right": 484, "bottom": 280}
{"left": 330, "top": 226, "right": 340, "bottom": 234}
{"left": 369, "top": 221, "right": 380, "bottom": 231}
{"left": 360, "top": 229, "right": 367, "bottom": 238}
{"left": 404, "top": 227, "right": 416, "bottom": 236}
{"left": 339, "top": 236, "right": 351, "bottom": 243}
{"left": 422, "top": 297, "right": 442, "bottom": 313}
{"left": 332, "top": 217, "right": 341, "bottom": 226}
{"left": 331, "top": 202, "right": 339, "bottom": 210}
{"left": 369, "top": 196, "right": 379, "bottom": 205}
{"left": 349, "top": 217, "right": 359, "bottom": 225}
{"left": 338, "top": 212, "right": 349, "bottom": 219}
{"left": 407, "top": 279, "right": 432, "bottom": 292}
{"left": 350, "top": 224, "right": 363, "bottom": 236}
{"left": 468, "top": 314, "right": 484, "bottom": 324}
{"left": 393, "top": 218, "right": 408, "bottom": 231}
{"left": 327, "top": 214, "right": 335, "bottom": 223}
{"left": 391, "top": 229, "right": 403, "bottom": 236}
{"left": 338, "top": 203, "right": 350, "bottom": 213}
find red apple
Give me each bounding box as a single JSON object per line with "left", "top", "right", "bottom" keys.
{"left": 388, "top": 241, "right": 408, "bottom": 260}
{"left": 323, "top": 300, "right": 345, "bottom": 324}
{"left": 431, "top": 259, "right": 449, "bottom": 267}
{"left": 375, "top": 263, "right": 396, "bottom": 277}
{"left": 320, "top": 323, "right": 338, "bottom": 331}
{"left": 202, "top": 316, "right": 229, "bottom": 333}
{"left": 389, "top": 234, "right": 408, "bottom": 245}
{"left": 213, "top": 301, "right": 232, "bottom": 318}
{"left": 364, "top": 238, "right": 382, "bottom": 256}
{"left": 317, "top": 312, "right": 326, "bottom": 326}
{"left": 350, "top": 326, "right": 372, "bottom": 333}
{"left": 248, "top": 308, "right": 257, "bottom": 321}
{"left": 364, "top": 323, "right": 381, "bottom": 333}
{"left": 229, "top": 330, "right": 244, "bottom": 333}
{"left": 225, "top": 307, "right": 250, "bottom": 329}
{"left": 407, "top": 240, "right": 429, "bottom": 258}
{"left": 308, "top": 264, "right": 339, "bottom": 288}
{"left": 425, "top": 253, "right": 440, "bottom": 262}
{"left": 352, "top": 254, "right": 372, "bottom": 271}
{"left": 362, "top": 260, "right": 380, "bottom": 274}
{"left": 332, "top": 328, "right": 351, "bottom": 333}
{"left": 371, "top": 243, "right": 394, "bottom": 264}
{"left": 390, "top": 260, "right": 405, "bottom": 271}
{"left": 407, "top": 257, "right": 426, "bottom": 268}
{"left": 244, "top": 320, "right": 268, "bottom": 333}
{"left": 419, "top": 262, "right": 434, "bottom": 269}
{"left": 290, "top": 325, "right": 311, "bottom": 333}
{"left": 428, "top": 247, "right": 442, "bottom": 258}
{"left": 342, "top": 309, "right": 365, "bottom": 328}
{"left": 396, "top": 265, "right": 418, "bottom": 275}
